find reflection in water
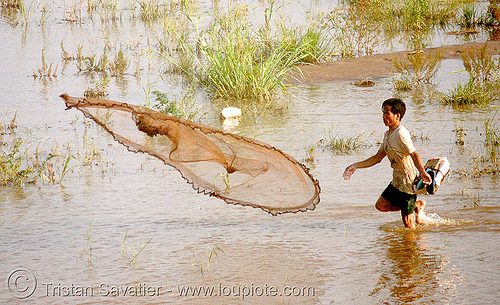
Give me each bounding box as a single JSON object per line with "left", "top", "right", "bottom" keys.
{"left": 371, "top": 230, "right": 453, "bottom": 303}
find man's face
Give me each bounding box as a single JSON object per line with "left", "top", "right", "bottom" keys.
{"left": 382, "top": 106, "right": 400, "bottom": 127}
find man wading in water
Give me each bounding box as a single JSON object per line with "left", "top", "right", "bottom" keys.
{"left": 343, "top": 98, "right": 432, "bottom": 230}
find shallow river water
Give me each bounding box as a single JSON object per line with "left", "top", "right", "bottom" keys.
{"left": 1, "top": 1, "right": 500, "bottom": 304}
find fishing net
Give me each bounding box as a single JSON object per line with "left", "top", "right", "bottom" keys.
{"left": 60, "top": 94, "right": 320, "bottom": 215}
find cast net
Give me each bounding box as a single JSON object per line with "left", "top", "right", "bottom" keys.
{"left": 60, "top": 94, "right": 320, "bottom": 215}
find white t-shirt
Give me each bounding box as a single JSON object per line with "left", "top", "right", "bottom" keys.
{"left": 381, "top": 125, "right": 417, "bottom": 194}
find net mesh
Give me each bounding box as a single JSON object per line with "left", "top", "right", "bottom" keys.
{"left": 61, "top": 94, "right": 320, "bottom": 215}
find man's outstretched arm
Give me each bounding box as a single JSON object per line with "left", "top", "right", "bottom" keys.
{"left": 343, "top": 147, "right": 386, "bottom": 180}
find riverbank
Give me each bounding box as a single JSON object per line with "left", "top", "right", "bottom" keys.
{"left": 290, "top": 41, "right": 500, "bottom": 84}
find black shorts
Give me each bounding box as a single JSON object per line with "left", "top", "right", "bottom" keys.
{"left": 381, "top": 183, "right": 417, "bottom": 214}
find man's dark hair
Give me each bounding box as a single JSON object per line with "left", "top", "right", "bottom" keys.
{"left": 382, "top": 98, "right": 406, "bottom": 120}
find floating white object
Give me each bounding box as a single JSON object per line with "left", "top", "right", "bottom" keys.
{"left": 221, "top": 107, "right": 242, "bottom": 118}
{"left": 221, "top": 107, "right": 242, "bottom": 129}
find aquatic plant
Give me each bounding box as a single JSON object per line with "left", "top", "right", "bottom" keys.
{"left": 392, "top": 49, "right": 443, "bottom": 91}
{"left": 159, "top": 2, "right": 331, "bottom": 103}
{"left": 442, "top": 80, "right": 494, "bottom": 106}
{"left": 83, "top": 219, "right": 96, "bottom": 266}
{"left": 272, "top": 19, "right": 334, "bottom": 64}
{"left": 0, "top": 140, "right": 33, "bottom": 185}
{"left": 199, "top": 33, "right": 307, "bottom": 102}
{"left": 77, "top": 47, "right": 109, "bottom": 73}
{"left": 37, "top": 1, "right": 50, "bottom": 26}
{"left": 63, "top": 0, "right": 83, "bottom": 22}
{"left": 151, "top": 84, "right": 202, "bottom": 121}
{"left": 443, "top": 43, "right": 500, "bottom": 106}
{"left": 128, "top": 236, "right": 153, "bottom": 281}
{"left": 457, "top": 3, "right": 481, "bottom": 28}
{"left": 320, "top": 126, "right": 368, "bottom": 155}
{"left": 487, "top": 1, "right": 500, "bottom": 25}
{"left": 336, "top": 0, "right": 465, "bottom": 51}
{"left": 96, "top": 0, "right": 118, "bottom": 22}
{"left": 323, "top": 5, "right": 380, "bottom": 58}
{"left": 195, "top": 4, "right": 313, "bottom": 102}
{"left": 303, "top": 145, "right": 316, "bottom": 169}
{"left": 462, "top": 42, "right": 499, "bottom": 83}
{"left": 455, "top": 188, "right": 480, "bottom": 206}
{"left": 137, "top": 0, "right": 169, "bottom": 22}
{"left": 192, "top": 244, "right": 224, "bottom": 277}
{"left": 456, "top": 150, "right": 499, "bottom": 178}
{"left": 454, "top": 119, "right": 466, "bottom": 146}
{"left": 75, "top": 45, "right": 130, "bottom": 77}
{"left": 84, "top": 77, "right": 110, "bottom": 98}
{"left": 121, "top": 230, "right": 128, "bottom": 254}
{"left": 484, "top": 110, "right": 500, "bottom": 161}
{"left": 1, "top": 0, "right": 22, "bottom": 9}
{"left": 61, "top": 40, "right": 80, "bottom": 61}
{"left": 456, "top": 113, "right": 500, "bottom": 178}
{"left": 108, "top": 49, "right": 129, "bottom": 76}
{"left": 0, "top": 115, "right": 78, "bottom": 186}
{"left": 157, "top": 11, "right": 196, "bottom": 76}
{"left": 32, "top": 48, "right": 58, "bottom": 79}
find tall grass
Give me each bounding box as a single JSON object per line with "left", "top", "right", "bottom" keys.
{"left": 199, "top": 32, "right": 307, "bottom": 102}
{"left": 458, "top": 3, "right": 481, "bottom": 28}
{"left": 392, "top": 50, "right": 443, "bottom": 91}
{"left": 323, "top": 6, "right": 380, "bottom": 58}
{"left": 443, "top": 43, "right": 500, "bottom": 106}
{"left": 456, "top": 111, "right": 500, "bottom": 178}
{"left": 462, "top": 42, "right": 499, "bottom": 83}
{"left": 158, "top": 3, "right": 331, "bottom": 103}
{"left": 198, "top": 4, "right": 329, "bottom": 102}
{"left": 336, "top": 0, "right": 465, "bottom": 50}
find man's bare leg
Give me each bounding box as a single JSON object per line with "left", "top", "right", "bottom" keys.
{"left": 376, "top": 196, "right": 417, "bottom": 229}
{"left": 375, "top": 196, "right": 399, "bottom": 212}
{"left": 401, "top": 210, "right": 416, "bottom": 230}
{"left": 415, "top": 200, "right": 427, "bottom": 225}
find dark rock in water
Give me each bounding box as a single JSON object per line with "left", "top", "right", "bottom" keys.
{"left": 354, "top": 78, "right": 375, "bottom": 87}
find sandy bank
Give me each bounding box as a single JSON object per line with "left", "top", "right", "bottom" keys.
{"left": 289, "top": 41, "right": 500, "bottom": 84}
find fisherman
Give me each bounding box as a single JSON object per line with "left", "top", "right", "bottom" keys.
{"left": 343, "top": 98, "right": 432, "bottom": 229}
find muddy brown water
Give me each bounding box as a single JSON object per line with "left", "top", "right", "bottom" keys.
{"left": 1, "top": 1, "right": 499, "bottom": 304}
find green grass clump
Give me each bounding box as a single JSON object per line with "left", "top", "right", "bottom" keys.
{"left": 200, "top": 34, "right": 306, "bottom": 102}
{"left": 151, "top": 85, "right": 202, "bottom": 121}
{"left": 392, "top": 49, "right": 443, "bottom": 91}
{"left": 0, "top": 115, "right": 95, "bottom": 186}
{"left": 442, "top": 80, "right": 494, "bottom": 106}
{"left": 74, "top": 45, "right": 130, "bottom": 77}
{"left": 137, "top": 0, "right": 168, "bottom": 22}
{"left": 320, "top": 126, "right": 368, "bottom": 155}
{"left": 443, "top": 43, "right": 500, "bottom": 106}
{"left": 161, "top": 3, "right": 332, "bottom": 103}
{"left": 334, "top": 0, "right": 466, "bottom": 50}
{"left": 0, "top": 140, "right": 33, "bottom": 185}
{"left": 323, "top": 5, "right": 380, "bottom": 58}
{"left": 197, "top": 5, "right": 316, "bottom": 102}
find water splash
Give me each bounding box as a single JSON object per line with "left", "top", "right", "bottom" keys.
{"left": 418, "top": 212, "right": 460, "bottom": 226}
